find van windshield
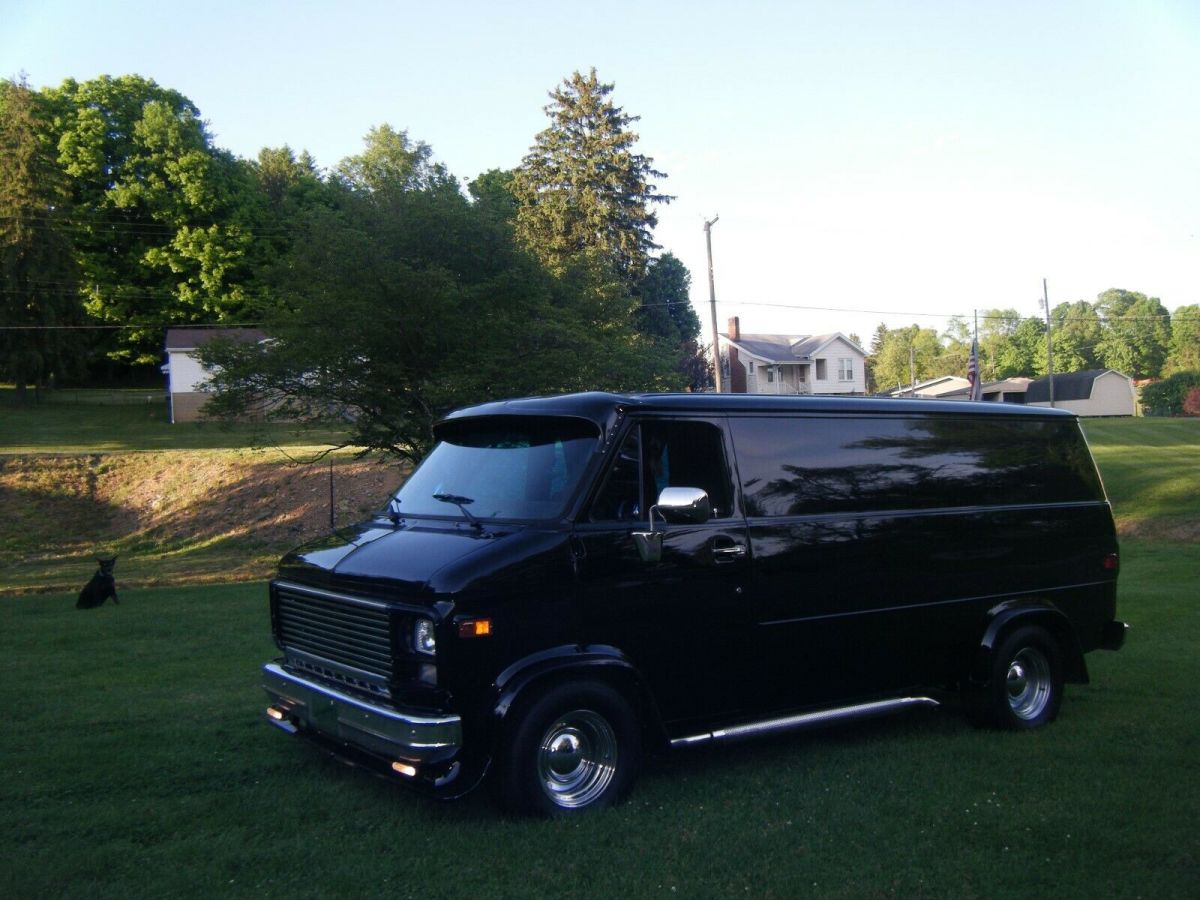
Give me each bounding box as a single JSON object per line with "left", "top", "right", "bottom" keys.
{"left": 392, "top": 416, "right": 600, "bottom": 521}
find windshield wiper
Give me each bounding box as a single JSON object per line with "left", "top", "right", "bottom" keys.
{"left": 432, "top": 493, "right": 484, "bottom": 531}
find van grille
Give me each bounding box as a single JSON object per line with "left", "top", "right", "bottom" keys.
{"left": 274, "top": 583, "right": 394, "bottom": 691}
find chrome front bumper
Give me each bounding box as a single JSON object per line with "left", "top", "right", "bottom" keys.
{"left": 261, "top": 662, "right": 462, "bottom": 763}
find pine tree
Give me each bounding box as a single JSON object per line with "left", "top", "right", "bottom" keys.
{"left": 512, "top": 69, "right": 672, "bottom": 285}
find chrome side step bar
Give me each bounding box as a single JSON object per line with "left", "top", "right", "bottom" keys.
{"left": 670, "top": 696, "right": 940, "bottom": 748}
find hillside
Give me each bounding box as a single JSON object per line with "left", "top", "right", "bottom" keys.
{"left": 0, "top": 451, "right": 403, "bottom": 595}
{"left": 2, "top": 405, "right": 1195, "bottom": 596}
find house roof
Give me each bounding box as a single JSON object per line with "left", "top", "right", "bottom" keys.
{"left": 940, "top": 377, "right": 1032, "bottom": 399}
{"left": 1025, "top": 369, "right": 1127, "bottom": 403}
{"left": 888, "top": 376, "right": 970, "bottom": 397}
{"left": 720, "top": 332, "right": 864, "bottom": 364}
{"left": 165, "top": 327, "right": 267, "bottom": 351}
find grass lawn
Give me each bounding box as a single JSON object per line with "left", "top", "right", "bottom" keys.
{"left": 1082, "top": 418, "right": 1200, "bottom": 537}
{"left": 2, "top": 407, "right": 1196, "bottom": 895}
{"left": 1, "top": 541, "right": 1195, "bottom": 898}
{"left": 0, "top": 387, "right": 349, "bottom": 454}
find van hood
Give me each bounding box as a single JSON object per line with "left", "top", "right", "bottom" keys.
{"left": 276, "top": 518, "right": 538, "bottom": 597}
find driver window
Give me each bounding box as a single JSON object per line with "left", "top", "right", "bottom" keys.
{"left": 589, "top": 420, "right": 733, "bottom": 522}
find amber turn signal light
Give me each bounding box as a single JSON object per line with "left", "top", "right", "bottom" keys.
{"left": 457, "top": 618, "right": 492, "bottom": 638}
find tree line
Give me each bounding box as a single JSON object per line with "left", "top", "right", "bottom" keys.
{"left": 867, "top": 290, "right": 1199, "bottom": 394}
{"left": 5, "top": 70, "right": 1198, "bottom": 443}
{"left": 1, "top": 70, "right": 705, "bottom": 450}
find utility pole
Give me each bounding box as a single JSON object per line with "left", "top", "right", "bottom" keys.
{"left": 909, "top": 345, "right": 916, "bottom": 394}
{"left": 1041, "top": 278, "right": 1055, "bottom": 408}
{"left": 704, "top": 216, "right": 723, "bottom": 393}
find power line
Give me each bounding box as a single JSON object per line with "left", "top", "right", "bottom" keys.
{"left": 724, "top": 299, "right": 1178, "bottom": 322}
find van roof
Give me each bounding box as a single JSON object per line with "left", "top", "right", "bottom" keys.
{"left": 440, "top": 391, "right": 1076, "bottom": 433}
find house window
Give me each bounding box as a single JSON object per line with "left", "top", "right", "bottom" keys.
{"left": 815, "top": 359, "right": 827, "bottom": 380}
{"left": 838, "top": 358, "right": 854, "bottom": 381}
{"left": 766, "top": 366, "right": 775, "bottom": 383}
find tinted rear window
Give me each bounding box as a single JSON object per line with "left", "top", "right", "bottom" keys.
{"left": 730, "top": 415, "right": 1103, "bottom": 517}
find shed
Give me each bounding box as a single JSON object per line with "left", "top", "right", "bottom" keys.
{"left": 1024, "top": 369, "right": 1135, "bottom": 416}
{"left": 163, "top": 328, "right": 267, "bottom": 423}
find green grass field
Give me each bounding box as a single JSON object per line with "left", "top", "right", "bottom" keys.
{"left": 1, "top": 543, "right": 1195, "bottom": 898}
{"left": 0, "top": 387, "right": 348, "bottom": 453}
{"left": 1082, "top": 418, "right": 1200, "bottom": 537}
{"left": 2, "top": 406, "right": 1197, "bottom": 896}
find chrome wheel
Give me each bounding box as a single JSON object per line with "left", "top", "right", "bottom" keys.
{"left": 536, "top": 709, "right": 618, "bottom": 809}
{"left": 1006, "top": 646, "right": 1053, "bottom": 721}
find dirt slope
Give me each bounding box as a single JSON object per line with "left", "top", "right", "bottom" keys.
{"left": 0, "top": 451, "right": 405, "bottom": 595}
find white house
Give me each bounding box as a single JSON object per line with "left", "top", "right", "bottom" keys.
{"left": 719, "top": 317, "right": 867, "bottom": 395}
{"left": 162, "top": 328, "right": 266, "bottom": 423}
{"left": 1024, "top": 369, "right": 1135, "bottom": 416}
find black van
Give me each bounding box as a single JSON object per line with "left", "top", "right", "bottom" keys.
{"left": 262, "top": 392, "right": 1126, "bottom": 814}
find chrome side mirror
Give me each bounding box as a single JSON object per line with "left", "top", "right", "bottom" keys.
{"left": 633, "top": 487, "right": 711, "bottom": 563}
{"left": 655, "top": 487, "right": 712, "bottom": 524}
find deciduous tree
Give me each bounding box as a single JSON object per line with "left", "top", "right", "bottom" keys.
{"left": 1050, "top": 300, "right": 1102, "bottom": 373}
{"left": 872, "top": 325, "right": 943, "bottom": 391}
{"left": 1166, "top": 304, "right": 1200, "bottom": 374}
{"left": 202, "top": 131, "right": 683, "bottom": 460}
{"left": 1096, "top": 291, "right": 1171, "bottom": 379}
{"left": 43, "top": 75, "right": 261, "bottom": 363}
{"left": 0, "top": 76, "right": 82, "bottom": 400}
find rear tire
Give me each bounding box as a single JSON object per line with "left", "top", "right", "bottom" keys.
{"left": 975, "top": 625, "right": 1064, "bottom": 730}
{"left": 497, "top": 681, "right": 641, "bottom": 816}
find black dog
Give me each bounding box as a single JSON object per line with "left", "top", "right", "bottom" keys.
{"left": 76, "top": 557, "right": 119, "bottom": 609}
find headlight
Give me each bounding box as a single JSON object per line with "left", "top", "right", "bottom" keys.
{"left": 413, "top": 618, "right": 436, "bottom": 656}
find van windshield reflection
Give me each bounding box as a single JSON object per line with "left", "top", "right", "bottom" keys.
{"left": 393, "top": 417, "right": 599, "bottom": 521}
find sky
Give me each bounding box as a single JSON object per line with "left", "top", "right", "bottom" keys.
{"left": 4, "top": 0, "right": 1198, "bottom": 345}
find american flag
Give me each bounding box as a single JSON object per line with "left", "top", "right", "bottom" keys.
{"left": 967, "top": 339, "right": 982, "bottom": 401}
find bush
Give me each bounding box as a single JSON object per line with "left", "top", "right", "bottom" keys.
{"left": 1140, "top": 372, "right": 1200, "bottom": 416}
{"left": 1183, "top": 387, "right": 1200, "bottom": 417}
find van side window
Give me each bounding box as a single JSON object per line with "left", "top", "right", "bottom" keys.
{"left": 589, "top": 427, "right": 642, "bottom": 521}
{"left": 590, "top": 421, "right": 734, "bottom": 521}
{"left": 731, "top": 415, "right": 1104, "bottom": 517}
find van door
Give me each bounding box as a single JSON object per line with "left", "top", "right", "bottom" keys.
{"left": 572, "top": 417, "right": 753, "bottom": 730}
{"left": 728, "top": 413, "right": 942, "bottom": 710}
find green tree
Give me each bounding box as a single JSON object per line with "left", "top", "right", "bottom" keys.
{"left": 940, "top": 316, "right": 971, "bottom": 379}
{"left": 1166, "top": 304, "right": 1200, "bottom": 374}
{"left": 872, "top": 325, "right": 943, "bottom": 391}
{"left": 334, "top": 124, "right": 452, "bottom": 195}
{"left": 995, "top": 317, "right": 1045, "bottom": 377}
{"left": 864, "top": 323, "right": 889, "bottom": 392}
{"left": 1096, "top": 291, "right": 1171, "bottom": 379}
{"left": 1050, "top": 300, "right": 1103, "bottom": 373}
{"left": 635, "top": 253, "right": 699, "bottom": 345}
{"left": 977, "top": 308, "right": 1021, "bottom": 380}
{"left": 0, "top": 76, "right": 83, "bottom": 401}
{"left": 202, "top": 132, "right": 682, "bottom": 460}
{"left": 1140, "top": 371, "right": 1200, "bottom": 416}
{"left": 511, "top": 68, "right": 671, "bottom": 285}
{"left": 634, "top": 252, "right": 707, "bottom": 390}
{"left": 468, "top": 168, "right": 519, "bottom": 223}
{"left": 43, "top": 75, "right": 262, "bottom": 363}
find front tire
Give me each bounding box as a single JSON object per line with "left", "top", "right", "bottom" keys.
{"left": 977, "top": 625, "right": 1064, "bottom": 730}
{"left": 498, "top": 681, "right": 641, "bottom": 816}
